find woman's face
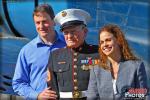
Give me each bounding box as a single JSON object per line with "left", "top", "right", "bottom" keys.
{"left": 99, "top": 31, "right": 120, "bottom": 57}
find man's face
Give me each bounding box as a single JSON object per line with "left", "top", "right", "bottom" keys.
{"left": 63, "top": 25, "right": 87, "bottom": 48}
{"left": 34, "top": 12, "right": 55, "bottom": 38}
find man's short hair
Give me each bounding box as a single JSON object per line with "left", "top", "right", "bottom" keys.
{"left": 33, "top": 4, "right": 55, "bottom": 20}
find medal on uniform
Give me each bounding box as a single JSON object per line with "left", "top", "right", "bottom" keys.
{"left": 81, "top": 64, "right": 89, "bottom": 70}
{"left": 81, "top": 57, "right": 100, "bottom": 71}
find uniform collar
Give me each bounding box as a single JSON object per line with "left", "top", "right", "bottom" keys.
{"left": 72, "top": 41, "right": 88, "bottom": 52}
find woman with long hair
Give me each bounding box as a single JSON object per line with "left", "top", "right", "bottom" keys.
{"left": 87, "top": 24, "right": 148, "bottom": 100}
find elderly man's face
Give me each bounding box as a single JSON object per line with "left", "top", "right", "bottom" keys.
{"left": 63, "top": 25, "right": 87, "bottom": 48}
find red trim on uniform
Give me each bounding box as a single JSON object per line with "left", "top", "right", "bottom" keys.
{"left": 71, "top": 49, "right": 75, "bottom": 90}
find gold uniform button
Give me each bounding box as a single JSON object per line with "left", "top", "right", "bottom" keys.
{"left": 74, "top": 58, "right": 77, "bottom": 62}
{"left": 58, "top": 69, "right": 62, "bottom": 72}
{"left": 74, "top": 86, "right": 78, "bottom": 90}
{"left": 74, "top": 72, "right": 77, "bottom": 76}
{"left": 74, "top": 65, "right": 77, "bottom": 68}
{"left": 73, "top": 91, "right": 80, "bottom": 98}
{"left": 74, "top": 53, "right": 77, "bottom": 56}
{"left": 74, "top": 79, "right": 77, "bottom": 83}
{"left": 79, "top": 47, "right": 82, "bottom": 51}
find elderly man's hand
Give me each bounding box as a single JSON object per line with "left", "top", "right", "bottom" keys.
{"left": 38, "top": 87, "right": 57, "bottom": 100}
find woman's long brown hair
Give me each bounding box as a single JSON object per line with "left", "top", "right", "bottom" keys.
{"left": 98, "top": 24, "right": 138, "bottom": 70}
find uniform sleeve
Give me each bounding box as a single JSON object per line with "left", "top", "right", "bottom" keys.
{"left": 47, "top": 52, "right": 60, "bottom": 99}
{"left": 86, "top": 67, "right": 100, "bottom": 100}
{"left": 12, "top": 49, "right": 38, "bottom": 99}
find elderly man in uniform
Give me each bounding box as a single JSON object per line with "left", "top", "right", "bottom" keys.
{"left": 47, "top": 8, "right": 99, "bottom": 99}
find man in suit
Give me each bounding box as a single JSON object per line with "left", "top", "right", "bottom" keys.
{"left": 47, "top": 8, "right": 99, "bottom": 99}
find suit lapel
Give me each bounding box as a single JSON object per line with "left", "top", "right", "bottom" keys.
{"left": 116, "top": 61, "right": 128, "bottom": 93}
{"left": 99, "top": 68, "right": 114, "bottom": 97}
